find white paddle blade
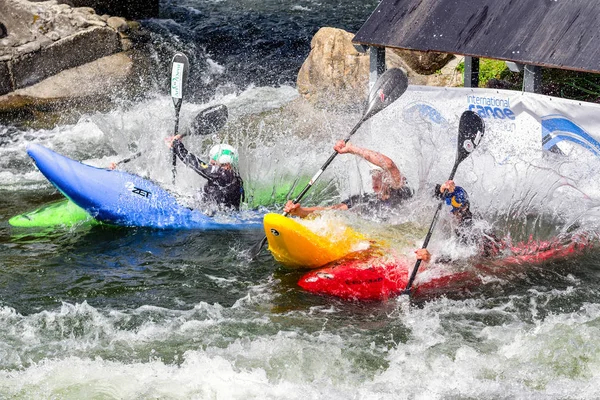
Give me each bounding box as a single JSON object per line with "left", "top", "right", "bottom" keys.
{"left": 171, "top": 53, "right": 189, "bottom": 105}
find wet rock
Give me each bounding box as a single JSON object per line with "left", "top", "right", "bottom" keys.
{"left": 0, "top": 0, "right": 124, "bottom": 93}
{"left": 0, "top": 0, "right": 154, "bottom": 127}
{"left": 389, "top": 48, "right": 454, "bottom": 75}
{"left": 297, "top": 27, "right": 460, "bottom": 109}
{"left": 0, "top": 52, "right": 143, "bottom": 128}
{"left": 11, "top": 26, "right": 120, "bottom": 89}
{"left": 106, "top": 16, "right": 128, "bottom": 32}
{"left": 297, "top": 27, "right": 371, "bottom": 110}
{"left": 0, "top": 23, "right": 7, "bottom": 39}
{"left": 0, "top": 62, "right": 11, "bottom": 95}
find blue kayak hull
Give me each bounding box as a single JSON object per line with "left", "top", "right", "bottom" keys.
{"left": 26, "top": 144, "right": 263, "bottom": 230}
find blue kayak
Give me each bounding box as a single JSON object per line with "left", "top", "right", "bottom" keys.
{"left": 26, "top": 144, "right": 264, "bottom": 230}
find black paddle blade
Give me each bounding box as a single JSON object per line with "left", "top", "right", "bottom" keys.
{"left": 363, "top": 68, "right": 409, "bottom": 121}
{"left": 171, "top": 53, "right": 189, "bottom": 108}
{"left": 456, "top": 110, "right": 485, "bottom": 165}
{"left": 249, "top": 236, "right": 268, "bottom": 259}
{"left": 191, "top": 104, "right": 229, "bottom": 136}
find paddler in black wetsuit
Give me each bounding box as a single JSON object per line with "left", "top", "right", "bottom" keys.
{"left": 415, "top": 179, "right": 503, "bottom": 263}
{"left": 165, "top": 135, "right": 244, "bottom": 210}
{"left": 283, "top": 140, "right": 413, "bottom": 218}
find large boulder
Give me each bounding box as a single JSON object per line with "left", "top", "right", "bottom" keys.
{"left": 297, "top": 27, "right": 371, "bottom": 110}
{"left": 11, "top": 26, "right": 120, "bottom": 89}
{"left": 0, "top": 52, "right": 137, "bottom": 126}
{"left": 0, "top": 0, "right": 122, "bottom": 93}
{"left": 297, "top": 27, "right": 459, "bottom": 109}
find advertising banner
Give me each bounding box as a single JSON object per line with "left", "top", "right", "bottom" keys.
{"left": 401, "top": 85, "right": 600, "bottom": 160}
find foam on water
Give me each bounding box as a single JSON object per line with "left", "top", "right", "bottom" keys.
{"left": 2, "top": 290, "right": 600, "bottom": 399}
{"left": 4, "top": 82, "right": 600, "bottom": 400}
{"left": 365, "top": 296, "right": 600, "bottom": 399}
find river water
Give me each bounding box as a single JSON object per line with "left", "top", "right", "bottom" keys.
{"left": 2, "top": 0, "right": 600, "bottom": 399}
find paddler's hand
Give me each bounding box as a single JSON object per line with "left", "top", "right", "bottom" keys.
{"left": 108, "top": 162, "right": 117, "bottom": 170}
{"left": 283, "top": 200, "right": 301, "bottom": 215}
{"left": 333, "top": 140, "right": 355, "bottom": 154}
{"left": 415, "top": 248, "right": 431, "bottom": 263}
{"left": 440, "top": 180, "right": 456, "bottom": 194}
{"left": 164, "top": 134, "right": 183, "bottom": 148}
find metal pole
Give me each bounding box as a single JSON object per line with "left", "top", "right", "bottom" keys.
{"left": 464, "top": 56, "right": 480, "bottom": 88}
{"left": 369, "top": 46, "right": 386, "bottom": 90}
{"left": 523, "top": 64, "right": 542, "bottom": 93}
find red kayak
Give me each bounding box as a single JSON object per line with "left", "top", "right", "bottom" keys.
{"left": 298, "top": 237, "right": 590, "bottom": 301}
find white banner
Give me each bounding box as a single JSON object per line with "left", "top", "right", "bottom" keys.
{"left": 400, "top": 85, "right": 600, "bottom": 160}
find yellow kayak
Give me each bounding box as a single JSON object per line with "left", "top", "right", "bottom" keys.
{"left": 263, "top": 213, "right": 371, "bottom": 269}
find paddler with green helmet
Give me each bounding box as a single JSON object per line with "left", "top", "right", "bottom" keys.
{"left": 165, "top": 135, "right": 244, "bottom": 210}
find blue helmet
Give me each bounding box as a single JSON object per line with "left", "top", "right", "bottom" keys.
{"left": 446, "top": 186, "right": 469, "bottom": 213}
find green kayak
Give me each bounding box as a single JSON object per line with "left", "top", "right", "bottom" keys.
{"left": 9, "top": 199, "right": 97, "bottom": 228}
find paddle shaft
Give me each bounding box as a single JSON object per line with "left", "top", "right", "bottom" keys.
{"left": 403, "top": 161, "right": 460, "bottom": 295}
{"left": 290, "top": 122, "right": 364, "bottom": 207}
{"left": 116, "top": 128, "right": 192, "bottom": 167}
{"left": 172, "top": 101, "right": 182, "bottom": 182}
{"left": 170, "top": 53, "right": 189, "bottom": 183}
{"left": 114, "top": 104, "right": 228, "bottom": 168}
{"left": 117, "top": 151, "right": 142, "bottom": 166}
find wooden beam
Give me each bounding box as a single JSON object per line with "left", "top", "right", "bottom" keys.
{"left": 354, "top": 0, "right": 600, "bottom": 74}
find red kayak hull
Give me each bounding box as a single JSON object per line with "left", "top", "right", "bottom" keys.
{"left": 298, "top": 238, "right": 589, "bottom": 301}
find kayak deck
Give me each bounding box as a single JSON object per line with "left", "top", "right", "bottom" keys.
{"left": 298, "top": 238, "right": 591, "bottom": 301}
{"left": 263, "top": 213, "right": 371, "bottom": 268}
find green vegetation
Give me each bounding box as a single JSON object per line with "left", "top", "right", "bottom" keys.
{"left": 541, "top": 69, "right": 600, "bottom": 102}
{"left": 456, "top": 58, "right": 511, "bottom": 86}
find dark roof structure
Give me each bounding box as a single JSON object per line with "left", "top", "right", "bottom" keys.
{"left": 353, "top": 0, "right": 600, "bottom": 74}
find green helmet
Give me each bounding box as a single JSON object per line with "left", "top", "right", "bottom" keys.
{"left": 209, "top": 144, "right": 238, "bottom": 166}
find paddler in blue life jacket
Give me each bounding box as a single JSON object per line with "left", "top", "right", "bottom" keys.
{"left": 283, "top": 140, "right": 413, "bottom": 218}
{"left": 165, "top": 135, "right": 245, "bottom": 210}
{"left": 415, "top": 180, "right": 503, "bottom": 263}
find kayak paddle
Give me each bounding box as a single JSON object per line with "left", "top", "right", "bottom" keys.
{"left": 190, "top": 103, "right": 229, "bottom": 136}
{"left": 249, "top": 68, "right": 409, "bottom": 259}
{"left": 170, "top": 52, "right": 190, "bottom": 183}
{"left": 115, "top": 104, "right": 229, "bottom": 167}
{"left": 403, "top": 110, "right": 485, "bottom": 295}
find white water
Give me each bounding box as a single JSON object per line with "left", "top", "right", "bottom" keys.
{"left": 3, "top": 85, "right": 600, "bottom": 399}
{"left": 2, "top": 295, "right": 600, "bottom": 399}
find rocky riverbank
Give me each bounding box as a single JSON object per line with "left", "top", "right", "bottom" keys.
{"left": 0, "top": 0, "right": 152, "bottom": 127}
{"left": 0, "top": 1, "right": 460, "bottom": 128}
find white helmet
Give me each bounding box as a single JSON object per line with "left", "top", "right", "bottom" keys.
{"left": 209, "top": 144, "right": 238, "bottom": 165}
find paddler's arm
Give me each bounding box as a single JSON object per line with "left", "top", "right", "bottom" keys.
{"left": 334, "top": 140, "right": 405, "bottom": 189}
{"left": 165, "top": 135, "right": 214, "bottom": 181}
{"left": 283, "top": 200, "right": 348, "bottom": 218}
